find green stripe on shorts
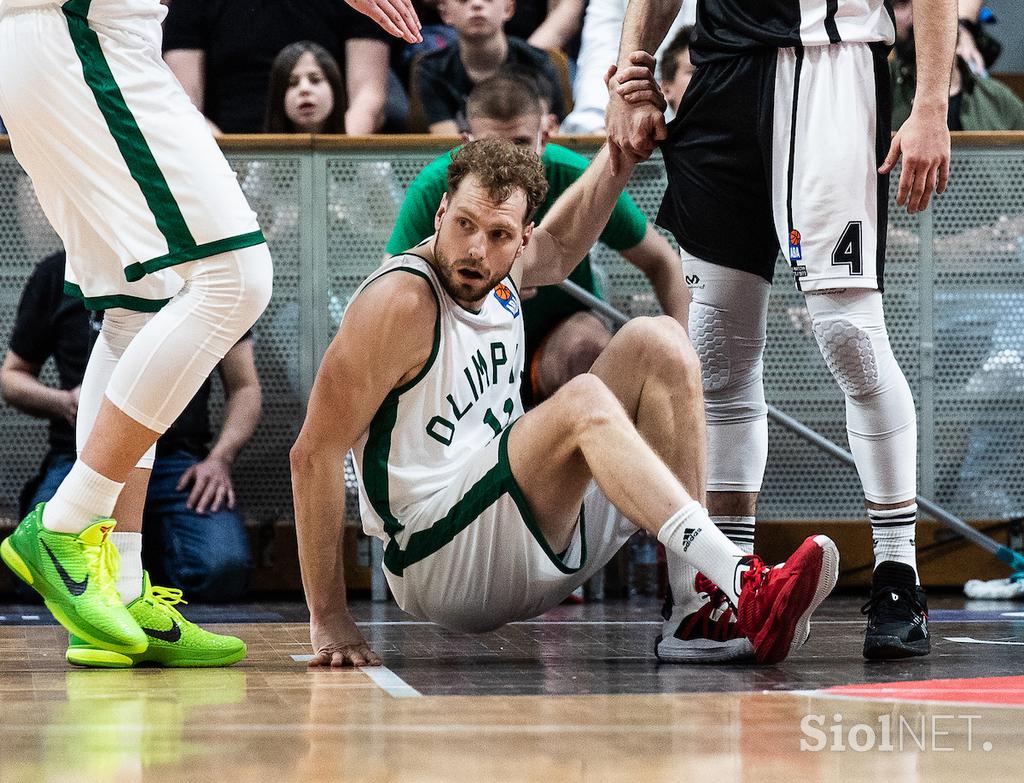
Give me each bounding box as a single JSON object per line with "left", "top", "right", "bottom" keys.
{"left": 62, "top": 0, "right": 195, "bottom": 252}
{"left": 60, "top": 1, "right": 266, "bottom": 279}
{"left": 63, "top": 281, "right": 172, "bottom": 313}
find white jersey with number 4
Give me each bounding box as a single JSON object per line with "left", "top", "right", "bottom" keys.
{"left": 352, "top": 254, "right": 526, "bottom": 542}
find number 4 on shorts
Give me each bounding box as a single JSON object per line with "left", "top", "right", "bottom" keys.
{"left": 831, "top": 221, "right": 863, "bottom": 276}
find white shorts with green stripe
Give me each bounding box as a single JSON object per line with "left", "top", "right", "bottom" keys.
{"left": 0, "top": 0, "right": 265, "bottom": 312}
{"left": 379, "top": 425, "right": 638, "bottom": 633}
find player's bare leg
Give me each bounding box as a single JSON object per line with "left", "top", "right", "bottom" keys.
{"left": 506, "top": 316, "right": 838, "bottom": 664}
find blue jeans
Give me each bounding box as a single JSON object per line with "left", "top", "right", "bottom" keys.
{"left": 27, "top": 451, "right": 251, "bottom": 601}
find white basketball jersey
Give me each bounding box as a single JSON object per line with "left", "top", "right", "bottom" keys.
{"left": 351, "top": 254, "right": 526, "bottom": 540}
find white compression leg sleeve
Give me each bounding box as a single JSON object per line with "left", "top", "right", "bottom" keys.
{"left": 805, "top": 289, "right": 917, "bottom": 504}
{"left": 683, "top": 255, "right": 771, "bottom": 493}
{"left": 104, "top": 243, "right": 273, "bottom": 434}
{"left": 76, "top": 309, "right": 158, "bottom": 469}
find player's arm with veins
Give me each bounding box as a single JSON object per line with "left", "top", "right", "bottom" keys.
{"left": 515, "top": 145, "right": 641, "bottom": 289}
{"left": 880, "top": 0, "right": 957, "bottom": 213}
{"left": 291, "top": 272, "right": 437, "bottom": 667}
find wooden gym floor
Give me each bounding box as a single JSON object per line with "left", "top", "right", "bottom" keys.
{"left": 1, "top": 594, "right": 1023, "bottom": 782}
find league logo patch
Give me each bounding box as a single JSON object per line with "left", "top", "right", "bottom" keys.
{"left": 789, "top": 229, "right": 803, "bottom": 262}
{"left": 493, "top": 283, "right": 520, "bottom": 317}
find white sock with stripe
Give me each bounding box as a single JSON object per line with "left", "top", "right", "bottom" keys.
{"left": 658, "top": 501, "right": 745, "bottom": 607}
{"left": 869, "top": 503, "right": 919, "bottom": 583}
{"left": 713, "top": 516, "right": 756, "bottom": 555}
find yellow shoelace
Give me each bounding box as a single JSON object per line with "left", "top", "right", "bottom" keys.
{"left": 81, "top": 538, "right": 121, "bottom": 602}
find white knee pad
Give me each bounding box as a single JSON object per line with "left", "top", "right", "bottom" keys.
{"left": 684, "top": 254, "right": 770, "bottom": 493}
{"left": 805, "top": 289, "right": 917, "bottom": 503}
{"left": 105, "top": 243, "right": 273, "bottom": 433}
{"left": 77, "top": 309, "right": 158, "bottom": 469}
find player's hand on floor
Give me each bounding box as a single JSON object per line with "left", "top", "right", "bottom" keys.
{"left": 310, "top": 614, "right": 382, "bottom": 668}
{"left": 879, "top": 108, "right": 950, "bottom": 215}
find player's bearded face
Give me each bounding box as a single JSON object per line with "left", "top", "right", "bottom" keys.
{"left": 433, "top": 180, "right": 530, "bottom": 307}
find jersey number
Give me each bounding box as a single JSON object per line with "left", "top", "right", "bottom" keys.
{"left": 831, "top": 221, "right": 863, "bottom": 276}
{"left": 483, "top": 398, "right": 515, "bottom": 439}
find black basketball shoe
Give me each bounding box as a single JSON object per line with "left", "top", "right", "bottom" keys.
{"left": 862, "top": 561, "right": 930, "bottom": 660}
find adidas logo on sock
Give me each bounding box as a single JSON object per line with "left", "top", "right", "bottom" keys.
{"left": 681, "top": 527, "right": 701, "bottom": 552}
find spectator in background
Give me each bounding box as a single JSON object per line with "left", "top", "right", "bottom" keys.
{"left": 163, "top": 0, "right": 390, "bottom": 134}
{"left": 891, "top": 0, "right": 1024, "bottom": 131}
{"left": 1, "top": 252, "right": 262, "bottom": 601}
{"left": 659, "top": 26, "right": 694, "bottom": 114}
{"left": 511, "top": 0, "right": 586, "bottom": 57}
{"left": 264, "top": 42, "right": 346, "bottom": 134}
{"left": 388, "top": 74, "right": 688, "bottom": 402}
{"left": 561, "top": 0, "right": 694, "bottom": 134}
{"left": 413, "top": 0, "right": 566, "bottom": 133}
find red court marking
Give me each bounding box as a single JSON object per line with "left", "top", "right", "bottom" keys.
{"left": 823, "top": 675, "right": 1024, "bottom": 706}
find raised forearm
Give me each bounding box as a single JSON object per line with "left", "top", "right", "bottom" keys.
{"left": 531, "top": 146, "right": 638, "bottom": 283}
{"left": 617, "top": 0, "right": 683, "bottom": 66}
{"left": 208, "top": 385, "right": 261, "bottom": 465}
{"left": 292, "top": 444, "right": 352, "bottom": 621}
{"left": 911, "top": 0, "right": 958, "bottom": 111}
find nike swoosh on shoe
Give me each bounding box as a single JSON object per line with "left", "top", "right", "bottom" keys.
{"left": 142, "top": 622, "right": 182, "bottom": 643}
{"left": 41, "top": 540, "right": 89, "bottom": 596}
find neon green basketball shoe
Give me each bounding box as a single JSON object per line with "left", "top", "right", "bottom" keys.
{"left": 66, "top": 572, "right": 247, "bottom": 668}
{"left": 0, "top": 503, "right": 147, "bottom": 654}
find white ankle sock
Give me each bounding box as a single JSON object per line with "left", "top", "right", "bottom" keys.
{"left": 658, "top": 501, "right": 745, "bottom": 607}
{"left": 110, "top": 532, "right": 143, "bottom": 604}
{"left": 42, "top": 461, "right": 125, "bottom": 534}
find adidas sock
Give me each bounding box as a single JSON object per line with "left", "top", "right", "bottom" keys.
{"left": 110, "top": 532, "right": 143, "bottom": 603}
{"left": 713, "top": 515, "right": 756, "bottom": 555}
{"left": 658, "top": 501, "right": 745, "bottom": 607}
{"left": 869, "top": 503, "right": 919, "bottom": 584}
{"left": 42, "top": 461, "right": 125, "bottom": 534}
{"left": 667, "top": 516, "right": 756, "bottom": 607}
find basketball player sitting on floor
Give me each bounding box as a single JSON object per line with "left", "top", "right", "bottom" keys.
{"left": 292, "top": 131, "right": 840, "bottom": 667}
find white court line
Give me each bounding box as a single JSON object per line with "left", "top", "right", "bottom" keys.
{"left": 944, "top": 636, "right": 1024, "bottom": 646}
{"left": 789, "top": 689, "right": 1024, "bottom": 711}
{"left": 290, "top": 655, "right": 421, "bottom": 698}
{"left": 21, "top": 615, "right": 39, "bottom": 621}
{"left": 361, "top": 665, "right": 422, "bottom": 698}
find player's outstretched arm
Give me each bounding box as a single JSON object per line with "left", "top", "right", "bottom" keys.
{"left": 517, "top": 144, "right": 641, "bottom": 289}
{"left": 344, "top": 0, "right": 423, "bottom": 44}
{"left": 880, "top": 0, "right": 957, "bottom": 214}
{"left": 291, "top": 273, "right": 436, "bottom": 667}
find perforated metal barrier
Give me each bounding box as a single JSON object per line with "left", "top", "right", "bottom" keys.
{"left": 1, "top": 139, "right": 1023, "bottom": 526}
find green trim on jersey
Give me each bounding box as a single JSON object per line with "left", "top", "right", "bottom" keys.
{"left": 382, "top": 421, "right": 589, "bottom": 577}
{"left": 363, "top": 267, "right": 443, "bottom": 536}
{"left": 63, "top": 281, "right": 172, "bottom": 313}
{"left": 60, "top": 3, "right": 266, "bottom": 281}
{"left": 123, "top": 230, "right": 267, "bottom": 282}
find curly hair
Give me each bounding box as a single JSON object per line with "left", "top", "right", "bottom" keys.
{"left": 446, "top": 138, "right": 549, "bottom": 225}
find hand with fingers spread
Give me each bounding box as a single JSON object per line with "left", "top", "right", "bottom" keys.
{"left": 604, "top": 50, "right": 668, "bottom": 174}
{"left": 879, "top": 107, "right": 951, "bottom": 214}
{"left": 345, "top": 0, "right": 423, "bottom": 44}
{"left": 176, "top": 455, "right": 237, "bottom": 515}
{"left": 310, "top": 613, "right": 382, "bottom": 667}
